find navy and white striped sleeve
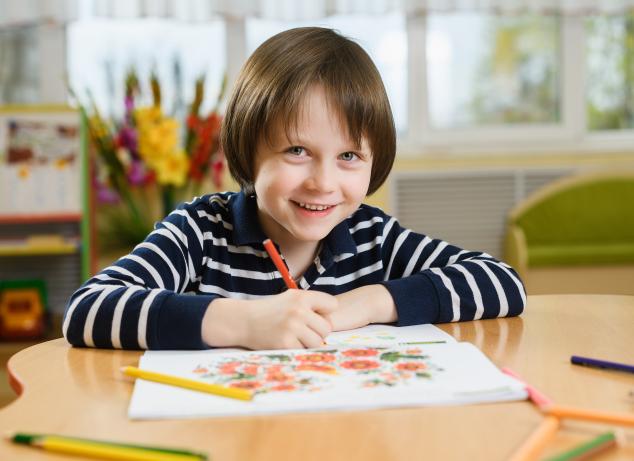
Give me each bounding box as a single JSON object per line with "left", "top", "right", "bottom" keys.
{"left": 63, "top": 202, "right": 217, "bottom": 350}
{"left": 378, "top": 216, "right": 526, "bottom": 325}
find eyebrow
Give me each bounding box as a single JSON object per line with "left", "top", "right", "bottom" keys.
{"left": 281, "top": 135, "right": 366, "bottom": 152}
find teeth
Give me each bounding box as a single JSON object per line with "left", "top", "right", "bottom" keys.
{"left": 298, "top": 202, "right": 331, "bottom": 211}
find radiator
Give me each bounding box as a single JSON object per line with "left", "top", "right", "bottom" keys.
{"left": 389, "top": 167, "right": 575, "bottom": 259}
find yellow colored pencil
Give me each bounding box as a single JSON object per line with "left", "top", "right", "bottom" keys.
{"left": 508, "top": 415, "right": 560, "bottom": 461}
{"left": 121, "top": 366, "right": 253, "bottom": 401}
{"left": 10, "top": 433, "right": 206, "bottom": 461}
{"left": 545, "top": 404, "right": 634, "bottom": 427}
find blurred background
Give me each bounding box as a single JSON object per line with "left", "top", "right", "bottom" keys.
{"left": 1, "top": 0, "right": 634, "bottom": 404}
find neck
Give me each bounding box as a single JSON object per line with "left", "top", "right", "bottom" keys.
{"left": 280, "top": 241, "right": 321, "bottom": 280}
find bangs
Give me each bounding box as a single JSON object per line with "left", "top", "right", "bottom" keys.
{"left": 262, "top": 57, "right": 388, "bottom": 156}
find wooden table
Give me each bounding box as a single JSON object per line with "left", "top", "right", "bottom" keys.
{"left": 1, "top": 294, "right": 634, "bottom": 460}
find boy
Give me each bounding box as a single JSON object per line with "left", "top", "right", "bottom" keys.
{"left": 64, "top": 27, "right": 525, "bottom": 350}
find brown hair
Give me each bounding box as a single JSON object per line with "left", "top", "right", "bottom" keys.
{"left": 221, "top": 27, "right": 396, "bottom": 195}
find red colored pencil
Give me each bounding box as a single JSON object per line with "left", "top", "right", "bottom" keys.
{"left": 263, "top": 239, "right": 298, "bottom": 289}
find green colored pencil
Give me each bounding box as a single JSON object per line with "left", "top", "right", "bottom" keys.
{"left": 9, "top": 432, "right": 208, "bottom": 461}
{"left": 400, "top": 340, "right": 447, "bottom": 345}
{"left": 544, "top": 432, "right": 616, "bottom": 461}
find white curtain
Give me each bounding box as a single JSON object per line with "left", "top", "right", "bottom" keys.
{"left": 2, "top": 0, "right": 634, "bottom": 26}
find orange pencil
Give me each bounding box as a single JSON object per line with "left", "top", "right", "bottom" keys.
{"left": 509, "top": 415, "right": 560, "bottom": 461}
{"left": 263, "top": 239, "right": 298, "bottom": 289}
{"left": 545, "top": 404, "right": 634, "bottom": 427}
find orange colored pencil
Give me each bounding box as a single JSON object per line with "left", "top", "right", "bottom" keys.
{"left": 545, "top": 404, "right": 634, "bottom": 427}
{"left": 263, "top": 239, "right": 297, "bottom": 289}
{"left": 508, "top": 416, "right": 560, "bottom": 461}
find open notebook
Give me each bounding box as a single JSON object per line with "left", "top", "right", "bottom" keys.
{"left": 127, "top": 324, "right": 526, "bottom": 420}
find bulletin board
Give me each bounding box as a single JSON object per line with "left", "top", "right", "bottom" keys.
{"left": 0, "top": 106, "right": 82, "bottom": 215}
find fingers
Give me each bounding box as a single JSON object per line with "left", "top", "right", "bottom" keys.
{"left": 310, "top": 291, "right": 339, "bottom": 316}
{"left": 297, "top": 325, "right": 326, "bottom": 349}
{"left": 305, "top": 309, "right": 332, "bottom": 339}
{"left": 257, "top": 290, "right": 338, "bottom": 350}
{"left": 283, "top": 289, "right": 338, "bottom": 315}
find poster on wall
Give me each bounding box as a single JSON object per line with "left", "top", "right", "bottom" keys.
{"left": 0, "top": 108, "right": 81, "bottom": 215}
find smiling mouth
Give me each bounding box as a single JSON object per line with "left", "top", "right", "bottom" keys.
{"left": 293, "top": 201, "right": 336, "bottom": 211}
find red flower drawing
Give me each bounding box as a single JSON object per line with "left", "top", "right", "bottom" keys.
{"left": 270, "top": 383, "right": 297, "bottom": 392}
{"left": 295, "top": 364, "right": 337, "bottom": 374}
{"left": 340, "top": 360, "right": 380, "bottom": 370}
{"left": 295, "top": 353, "right": 336, "bottom": 363}
{"left": 395, "top": 362, "right": 427, "bottom": 371}
{"left": 265, "top": 372, "right": 293, "bottom": 382}
{"left": 342, "top": 349, "right": 379, "bottom": 357}
{"left": 229, "top": 380, "right": 262, "bottom": 390}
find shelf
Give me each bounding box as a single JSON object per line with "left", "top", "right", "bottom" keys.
{"left": 0, "top": 236, "right": 80, "bottom": 256}
{"left": 0, "top": 244, "right": 79, "bottom": 257}
{"left": 0, "top": 213, "right": 82, "bottom": 225}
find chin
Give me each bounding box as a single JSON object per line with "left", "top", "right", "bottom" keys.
{"left": 292, "top": 228, "right": 331, "bottom": 243}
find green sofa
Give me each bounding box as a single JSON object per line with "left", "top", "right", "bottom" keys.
{"left": 504, "top": 171, "right": 634, "bottom": 292}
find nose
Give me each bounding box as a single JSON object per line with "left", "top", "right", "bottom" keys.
{"left": 306, "top": 160, "right": 336, "bottom": 193}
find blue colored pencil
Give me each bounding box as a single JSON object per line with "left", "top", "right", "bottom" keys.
{"left": 571, "top": 355, "right": 634, "bottom": 375}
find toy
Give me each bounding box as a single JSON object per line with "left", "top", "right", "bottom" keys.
{"left": 0, "top": 279, "right": 46, "bottom": 340}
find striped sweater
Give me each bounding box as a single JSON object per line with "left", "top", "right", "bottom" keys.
{"left": 63, "top": 191, "right": 526, "bottom": 350}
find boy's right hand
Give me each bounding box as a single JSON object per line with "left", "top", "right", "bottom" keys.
{"left": 201, "top": 290, "right": 337, "bottom": 350}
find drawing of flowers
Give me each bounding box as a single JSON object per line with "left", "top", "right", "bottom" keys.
{"left": 340, "top": 360, "right": 380, "bottom": 371}
{"left": 341, "top": 348, "right": 379, "bottom": 357}
{"left": 270, "top": 384, "right": 298, "bottom": 392}
{"left": 242, "top": 364, "right": 259, "bottom": 375}
{"left": 194, "top": 345, "right": 444, "bottom": 395}
{"left": 295, "top": 352, "right": 336, "bottom": 363}
{"left": 229, "top": 380, "right": 263, "bottom": 390}
{"left": 295, "top": 364, "right": 338, "bottom": 374}
{"left": 265, "top": 371, "right": 293, "bottom": 382}
{"left": 260, "top": 354, "right": 292, "bottom": 362}
{"left": 217, "top": 361, "right": 241, "bottom": 375}
{"left": 379, "top": 351, "right": 428, "bottom": 362}
{"left": 395, "top": 362, "right": 427, "bottom": 372}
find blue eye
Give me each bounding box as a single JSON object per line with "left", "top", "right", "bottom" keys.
{"left": 287, "top": 146, "right": 305, "bottom": 156}
{"left": 340, "top": 152, "right": 358, "bottom": 161}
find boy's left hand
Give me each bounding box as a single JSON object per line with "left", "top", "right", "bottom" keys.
{"left": 329, "top": 284, "right": 397, "bottom": 331}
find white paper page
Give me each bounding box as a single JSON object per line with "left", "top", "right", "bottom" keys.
{"left": 325, "top": 324, "right": 456, "bottom": 347}
{"left": 128, "top": 343, "right": 526, "bottom": 420}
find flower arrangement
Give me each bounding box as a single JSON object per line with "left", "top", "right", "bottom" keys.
{"left": 78, "top": 72, "right": 225, "bottom": 249}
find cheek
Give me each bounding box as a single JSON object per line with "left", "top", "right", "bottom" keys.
{"left": 254, "top": 163, "right": 293, "bottom": 196}
{"left": 344, "top": 169, "right": 372, "bottom": 198}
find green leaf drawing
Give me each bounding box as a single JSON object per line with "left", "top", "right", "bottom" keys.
{"left": 262, "top": 354, "right": 291, "bottom": 362}
{"left": 379, "top": 351, "right": 429, "bottom": 362}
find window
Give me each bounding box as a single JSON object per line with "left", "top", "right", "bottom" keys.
{"left": 246, "top": 12, "right": 407, "bottom": 133}
{"left": 426, "top": 13, "right": 560, "bottom": 130}
{"left": 586, "top": 13, "right": 634, "bottom": 131}
{"left": 5, "top": 7, "right": 634, "bottom": 154}
{"left": 0, "top": 26, "right": 39, "bottom": 104}
{"left": 67, "top": 18, "right": 226, "bottom": 118}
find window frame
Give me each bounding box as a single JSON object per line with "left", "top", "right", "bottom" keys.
{"left": 399, "top": 13, "right": 634, "bottom": 156}
{"left": 45, "top": 13, "right": 634, "bottom": 156}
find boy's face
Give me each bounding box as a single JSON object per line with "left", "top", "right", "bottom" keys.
{"left": 253, "top": 85, "right": 372, "bottom": 251}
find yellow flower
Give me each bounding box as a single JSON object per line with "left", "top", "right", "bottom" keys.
{"left": 135, "top": 107, "right": 181, "bottom": 170}
{"left": 154, "top": 149, "right": 190, "bottom": 187}
{"left": 89, "top": 115, "right": 110, "bottom": 140}
{"left": 134, "top": 106, "right": 162, "bottom": 125}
